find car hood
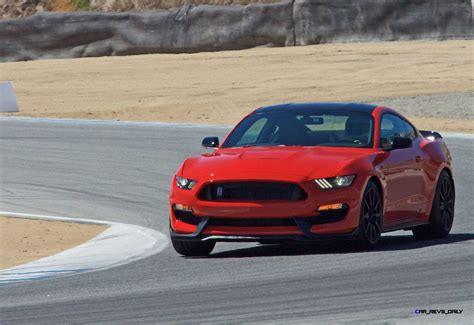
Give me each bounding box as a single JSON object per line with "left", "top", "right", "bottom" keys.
{"left": 182, "top": 146, "right": 374, "bottom": 180}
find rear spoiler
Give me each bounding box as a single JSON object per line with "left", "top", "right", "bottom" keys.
{"left": 420, "top": 130, "right": 443, "bottom": 140}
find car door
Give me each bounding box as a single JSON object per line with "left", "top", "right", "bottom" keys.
{"left": 379, "top": 114, "right": 426, "bottom": 227}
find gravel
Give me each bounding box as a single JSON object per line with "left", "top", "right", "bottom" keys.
{"left": 375, "top": 92, "right": 473, "bottom": 119}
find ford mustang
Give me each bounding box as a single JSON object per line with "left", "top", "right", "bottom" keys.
{"left": 169, "top": 103, "right": 455, "bottom": 256}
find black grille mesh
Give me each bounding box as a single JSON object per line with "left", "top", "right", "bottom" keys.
{"left": 199, "top": 182, "right": 307, "bottom": 202}
{"left": 207, "top": 217, "right": 297, "bottom": 227}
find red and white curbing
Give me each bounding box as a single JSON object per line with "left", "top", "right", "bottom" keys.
{"left": 0, "top": 211, "right": 169, "bottom": 285}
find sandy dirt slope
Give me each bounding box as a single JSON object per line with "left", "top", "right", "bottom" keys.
{"left": 0, "top": 216, "right": 107, "bottom": 269}
{"left": 1, "top": 40, "right": 472, "bottom": 131}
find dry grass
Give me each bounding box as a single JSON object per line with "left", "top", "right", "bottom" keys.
{"left": 50, "top": 0, "right": 76, "bottom": 12}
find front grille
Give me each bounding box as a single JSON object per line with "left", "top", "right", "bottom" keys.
{"left": 173, "top": 205, "right": 348, "bottom": 229}
{"left": 207, "top": 217, "right": 297, "bottom": 227}
{"left": 175, "top": 212, "right": 347, "bottom": 229}
{"left": 198, "top": 182, "right": 308, "bottom": 202}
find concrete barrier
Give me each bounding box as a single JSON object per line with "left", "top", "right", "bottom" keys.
{"left": 0, "top": 82, "right": 19, "bottom": 112}
{"left": 183, "top": 3, "right": 294, "bottom": 51}
{"left": 0, "top": 0, "right": 471, "bottom": 62}
{"left": 0, "top": 2, "right": 294, "bottom": 61}
{"left": 294, "top": 0, "right": 473, "bottom": 44}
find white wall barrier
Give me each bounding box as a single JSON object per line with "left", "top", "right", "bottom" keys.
{"left": 0, "top": 81, "right": 19, "bottom": 112}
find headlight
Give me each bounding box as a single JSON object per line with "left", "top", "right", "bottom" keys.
{"left": 175, "top": 176, "right": 198, "bottom": 190}
{"left": 314, "top": 175, "right": 355, "bottom": 189}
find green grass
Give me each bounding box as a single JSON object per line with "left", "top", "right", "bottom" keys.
{"left": 70, "top": 0, "right": 90, "bottom": 10}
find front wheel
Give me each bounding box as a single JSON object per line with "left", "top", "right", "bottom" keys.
{"left": 412, "top": 171, "right": 455, "bottom": 239}
{"left": 355, "top": 181, "right": 383, "bottom": 249}
{"left": 171, "top": 238, "right": 216, "bottom": 257}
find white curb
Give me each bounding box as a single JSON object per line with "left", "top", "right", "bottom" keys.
{"left": 0, "top": 116, "right": 232, "bottom": 129}
{"left": 0, "top": 211, "right": 169, "bottom": 285}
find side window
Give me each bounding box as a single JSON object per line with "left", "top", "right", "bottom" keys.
{"left": 380, "top": 114, "right": 416, "bottom": 147}
{"left": 400, "top": 120, "right": 417, "bottom": 140}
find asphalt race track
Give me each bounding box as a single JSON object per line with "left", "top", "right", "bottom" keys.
{"left": 0, "top": 119, "right": 472, "bottom": 323}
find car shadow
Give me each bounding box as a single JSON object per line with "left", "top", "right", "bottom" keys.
{"left": 202, "top": 233, "right": 474, "bottom": 259}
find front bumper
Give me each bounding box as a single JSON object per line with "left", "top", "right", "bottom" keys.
{"left": 169, "top": 206, "right": 359, "bottom": 243}
{"left": 169, "top": 175, "right": 364, "bottom": 241}
{"left": 170, "top": 223, "right": 359, "bottom": 243}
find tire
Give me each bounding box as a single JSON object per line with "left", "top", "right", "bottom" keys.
{"left": 171, "top": 238, "right": 215, "bottom": 257}
{"left": 355, "top": 181, "right": 383, "bottom": 249}
{"left": 412, "top": 171, "right": 455, "bottom": 240}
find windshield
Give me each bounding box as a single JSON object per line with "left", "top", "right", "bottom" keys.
{"left": 222, "top": 110, "right": 374, "bottom": 148}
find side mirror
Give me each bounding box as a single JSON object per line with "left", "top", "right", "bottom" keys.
{"left": 390, "top": 136, "right": 412, "bottom": 150}
{"left": 202, "top": 136, "right": 219, "bottom": 148}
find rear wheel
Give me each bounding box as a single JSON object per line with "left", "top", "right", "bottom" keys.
{"left": 355, "top": 181, "right": 383, "bottom": 249}
{"left": 412, "top": 171, "right": 454, "bottom": 239}
{"left": 171, "top": 238, "right": 215, "bottom": 257}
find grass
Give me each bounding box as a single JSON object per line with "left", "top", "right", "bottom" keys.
{"left": 70, "top": 0, "right": 90, "bottom": 10}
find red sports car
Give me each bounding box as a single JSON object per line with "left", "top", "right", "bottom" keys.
{"left": 169, "top": 103, "right": 455, "bottom": 256}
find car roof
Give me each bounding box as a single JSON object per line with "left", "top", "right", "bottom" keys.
{"left": 254, "top": 102, "right": 378, "bottom": 113}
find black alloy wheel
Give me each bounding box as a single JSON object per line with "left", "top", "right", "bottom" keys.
{"left": 356, "top": 181, "right": 383, "bottom": 249}
{"left": 413, "top": 171, "right": 455, "bottom": 239}
{"left": 438, "top": 174, "right": 455, "bottom": 232}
